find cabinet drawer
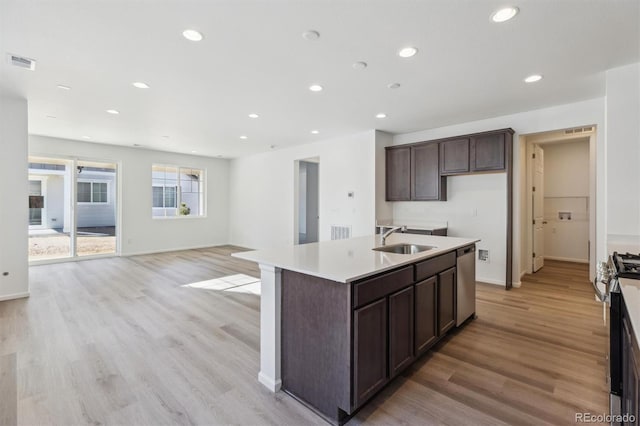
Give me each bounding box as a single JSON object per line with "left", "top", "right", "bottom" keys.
{"left": 353, "top": 266, "right": 413, "bottom": 308}
{"left": 415, "top": 252, "right": 456, "bottom": 282}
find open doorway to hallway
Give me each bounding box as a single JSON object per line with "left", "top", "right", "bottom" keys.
{"left": 520, "top": 126, "right": 595, "bottom": 277}
{"left": 294, "top": 157, "right": 319, "bottom": 245}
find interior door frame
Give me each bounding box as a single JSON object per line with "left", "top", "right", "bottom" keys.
{"left": 522, "top": 128, "right": 596, "bottom": 278}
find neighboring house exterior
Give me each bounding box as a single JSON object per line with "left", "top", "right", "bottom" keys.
{"left": 28, "top": 162, "right": 116, "bottom": 232}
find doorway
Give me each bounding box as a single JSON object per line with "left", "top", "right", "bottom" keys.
{"left": 522, "top": 127, "right": 594, "bottom": 275}
{"left": 28, "top": 156, "right": 118, "bottom": 262}
{"left": 295, "top": 157, "right": 319, "bottom": 245}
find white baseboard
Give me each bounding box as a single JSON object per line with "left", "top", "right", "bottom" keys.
{"left": 544, "top": 256, "right": 588, "bottom": 264}
{"left": 476, "top": 277, "right": 505, "bottom": 287}
{"left": 0, "top": 291, "right": 30, "bottom": 302}
{"left": 122, "top": 243, "right": 228, "bottom": 257}
{"left": 258, "top": 371, "right": 282, "bottom": 392}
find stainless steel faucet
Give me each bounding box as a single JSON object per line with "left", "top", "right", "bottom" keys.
{"left": 380, "top": 225, "right": 406, "bottom": 245}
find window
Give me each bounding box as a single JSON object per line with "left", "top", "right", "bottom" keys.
{"left": 152, "top": 165, "right": 204, "bottom": 217}
{"left": 77, "top": 181, "right": 108, "bottom": 203}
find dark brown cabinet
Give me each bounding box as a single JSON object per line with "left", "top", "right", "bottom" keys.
{"left": 415, "top": 276, "right": 437, "bottom": 355}
{"left": 353, "top": 298, "right": 388, "bottom": 407}
{"left": 437, "top": 267, "right": 457, "bottom": 335}
{"left": 411, "top": 143, "right": 446, "bottom": 201}
{"left": 470, "top": 132, "right": 506, "bottom": 172}
{"left": 439, "top": 138, "right": 470, "bottom": 175}
{"left": 385, "top": 147, "right": 410, "bottom": 201}
{"left": 389, "top": 286, "right": 415, "bottom": 378}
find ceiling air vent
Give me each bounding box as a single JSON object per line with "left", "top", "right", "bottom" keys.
{"left": 7, "top": 54, "right": 36, "bottom": 70}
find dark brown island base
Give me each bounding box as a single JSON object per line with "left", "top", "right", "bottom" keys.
{"left": 281, "top": 248, "right": 472, "bottom": 425}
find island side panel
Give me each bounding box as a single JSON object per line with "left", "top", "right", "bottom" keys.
{"left": 258, "top": 264, "right": 282, "bottom": 392}
{"left": 281, "top": 270, "right": 352, "bottom": 421}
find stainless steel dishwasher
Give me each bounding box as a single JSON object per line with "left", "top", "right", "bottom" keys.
{"left": 456, "top": 244, "right": 476, "bottom": 326}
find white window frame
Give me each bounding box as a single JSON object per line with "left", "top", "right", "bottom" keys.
{"left": 77, "top": 180, "right": 110, "bottom": 204}
{"left": 151, "top": 164, "right": 206, "bottom": 219}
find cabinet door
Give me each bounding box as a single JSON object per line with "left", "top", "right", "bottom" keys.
{"left": 415, "top": 276, "right": 437, "bottom": 355}
{"left": 386, "top": 147, "right": 410, "bottom": 201}
{"left": 470, "top": 133, "right": 506, "bottom": 172}
{"left": 438, "top": 267, "right": 456, "bottom": 335}
{"left": 411, "top": 143, "right": 445, "bottom": 201}
{"left": 439, "top": 138, "right": 469, "bottom": 175}
{"left": 353, "top": 298, "right": 388, "bottom": 408}
{"left": 389, "top": 286, "right": 414, "bottom": 378}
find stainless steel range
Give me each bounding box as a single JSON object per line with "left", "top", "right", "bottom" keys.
{"left": 593, "top": 252, "right": 640, "bottom": 422}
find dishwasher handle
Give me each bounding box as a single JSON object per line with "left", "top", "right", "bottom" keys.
{"left": 457, "top": 245, "right": 475, "bottom": 257}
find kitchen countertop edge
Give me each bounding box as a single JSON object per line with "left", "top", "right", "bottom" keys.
{"left": 233, "top": 234, "right": 479, "bottom": 283}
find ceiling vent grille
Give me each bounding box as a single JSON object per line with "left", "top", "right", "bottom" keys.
{"left": 7, "top": 54, "right": 36, "bottom": 70}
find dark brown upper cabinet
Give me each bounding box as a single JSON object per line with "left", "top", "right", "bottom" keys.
{"left": 439, "top": 138, "right": 470, "bottom": 175}
{"left": 470, "top": 132, "right": 506, "bottom": 172}
{"left": 385, "top": 146, "right": 410, "bottom": 201}
{"left": 411, "top": 143, "right": 447, "bottom": 201}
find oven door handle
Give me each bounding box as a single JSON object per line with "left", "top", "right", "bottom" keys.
{"left": 591, "top": 278, "right": 608, "bottom": 303}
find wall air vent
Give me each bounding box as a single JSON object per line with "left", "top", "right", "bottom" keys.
{"left": 7, "top": 54, "right": 36, "bottom": 70}
{"left": 565, "top": 126, "right": 594, "bottom": 135}
{"left": 331, "top": 225, "right": 351, "bottom": 240}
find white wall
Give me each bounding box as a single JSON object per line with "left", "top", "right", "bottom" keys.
{"left": 392, "top": 98, "right": 606, "bottom": 285}
{"left": 375, "top": 131, "right": 394, "bottom": 223}
{"left": 29, "top": 135, "right": 230, "bottom": 256}
{"left": 542, "top": 141, "right": 590, "bottom": 262}
{"left": 606, "top": 62, "right": 640, "bottom": 243}
{"left": 229, "top": 130, "right": 376, "bottom": 249}
{"left": 0, "top": 97, "right": 29, "bottom": 300}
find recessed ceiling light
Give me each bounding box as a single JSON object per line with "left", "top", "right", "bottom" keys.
{"left": 182, "top": 29, "right": 203, "bottom": 41}
{"left": 57, "top": 85, "right": 71, "bottom": 90}
{"left": 248, "top": 113, "right": 259, "bottom": 118}
{"left": 491, "top": 7, "right": 519, "bottom": 23}
{"left": 398, "top": 47, "right": 418, "bottom": 58}
{"left": 302, "top": 30, "right": 320, "bottom": 41}
{"left": 106, "top": 109, "right": 119, "bottom": 115}
{"left": 82, "top": 136, "right": 91, "bottom": 139}
{"left": 239, "top": 135, "right": 248, "bottom": 140}
{"left": 191, "top": 150, "right": 197, "bottom": 153}
{"left": 376, "top": 113, "right": 387, "bottom": 119}
{"left": 311, "top": 130, "right": 319, "bottom": 134}
{"left": 132, "top": 82, "right": 150, "bottom": 89}
{"left": 388, "top": 83, "right": 401, "bottom": 89}
{"left": 524, "top": 74, "right": 543, "bottom": 83}
{"left": 309, "top": 84, "right": 323, "bottom": 92}
{"left": 352, "top": 61, "right": 367, "bottom": 70}
{"left": 46, "top": 115, "right": 56, "bottom": 119}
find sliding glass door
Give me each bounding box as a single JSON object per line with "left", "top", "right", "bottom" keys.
{"left": 28, "top": 156, "right": 118, "bottom": 262}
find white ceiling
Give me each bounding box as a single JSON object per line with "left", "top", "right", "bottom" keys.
{"left": 1, "top": 0, "right": 638, "bottom": 158}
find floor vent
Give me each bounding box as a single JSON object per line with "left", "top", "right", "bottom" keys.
{"left": 331, "top": 225, "right": 351, "bottom": 240}
{"left": 7, "top": 54, "right": 36, "bottom": 70}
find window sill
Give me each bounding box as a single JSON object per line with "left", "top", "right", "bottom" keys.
{"left": 152, "top": 215, "right": 208, "bottom": 220}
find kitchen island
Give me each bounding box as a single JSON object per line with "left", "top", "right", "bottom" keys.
{"left": 233, "top": 233, "right": 479, "bottom": 424}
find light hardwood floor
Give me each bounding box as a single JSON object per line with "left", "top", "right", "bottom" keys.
{"left": 0, "top": 249, "right": 607, "bottom": 425}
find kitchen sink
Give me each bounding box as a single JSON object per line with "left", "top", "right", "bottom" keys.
{"left": 372, "top": 243, "right": 435, "bottom": 254}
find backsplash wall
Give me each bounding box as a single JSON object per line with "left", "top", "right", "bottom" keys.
{"left": 392, "top": 173, "right": 506, "bottom": 285}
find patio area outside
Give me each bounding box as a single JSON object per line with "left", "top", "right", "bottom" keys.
{"left": 29, "top": 226, "right": 116, "bottom": 260}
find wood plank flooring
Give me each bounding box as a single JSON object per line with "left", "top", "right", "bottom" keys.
{"left": 0, "top": 250, "right": 608, "bottom": 425}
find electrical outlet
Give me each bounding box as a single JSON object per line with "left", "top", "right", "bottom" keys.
{"left": 478, "top": 249, "right": 489, "bottom": 262}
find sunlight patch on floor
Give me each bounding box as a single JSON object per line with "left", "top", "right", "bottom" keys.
{"left": 182, "top": 274, "right": 261, "bottom": 295}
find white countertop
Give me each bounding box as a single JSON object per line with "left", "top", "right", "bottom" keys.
{"left": 620, "top": 278, "right": 640, "bottom": 344}
{"left": 232, "top": 234, "right": 479, "bottom": 283}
